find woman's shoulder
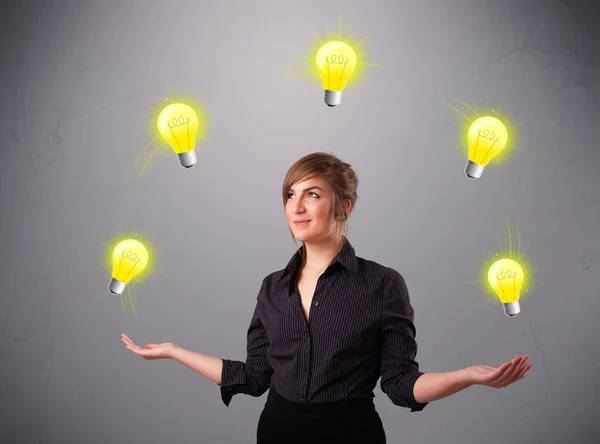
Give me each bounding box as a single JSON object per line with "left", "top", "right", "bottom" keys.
{"left": 257, "top": 266, "right": 290, "bottom": 289}
{"left": 356, "top": 255, "right": 403, "bottom": 276}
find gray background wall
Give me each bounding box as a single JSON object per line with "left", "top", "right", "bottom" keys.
{"left": 1, "top": 0, "right": 599, "bottom": 443}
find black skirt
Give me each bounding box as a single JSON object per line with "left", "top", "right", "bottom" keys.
{"left": 256, "top": 388, "right": 386, "bottom": 444}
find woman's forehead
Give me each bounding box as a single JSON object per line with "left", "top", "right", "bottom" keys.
{"left": 291, "top": 176, "right": 329, "bottom": 189}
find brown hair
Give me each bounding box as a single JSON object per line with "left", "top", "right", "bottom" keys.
{"left": 282, "top": 152, "right": 359, "bottom": 269}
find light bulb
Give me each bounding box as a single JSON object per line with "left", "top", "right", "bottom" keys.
{"left": 487, "top": 258, "right": 523, "bottom": 317}
{"left": 157, "top": 103, "right": 199, "bottom": 168}
{"left": 108, "top": 239, "right": 149, "bottom": 295}
{"left": 316, "top": 41, "right": 357, "bottom": 107}
{"left": 465, "top": 116, "right": 508, "bottom": 179}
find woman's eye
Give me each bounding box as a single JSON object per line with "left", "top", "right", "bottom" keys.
{"left": 287, "top": 192, "right": 319, "bottom": 199}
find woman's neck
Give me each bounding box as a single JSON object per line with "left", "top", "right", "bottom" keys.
{"left": 302, "top": 237, "right": 344, "bottom": 274}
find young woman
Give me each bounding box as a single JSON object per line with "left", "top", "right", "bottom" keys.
{"left": 122, "top": 152, "right": 532, "bottom": 444}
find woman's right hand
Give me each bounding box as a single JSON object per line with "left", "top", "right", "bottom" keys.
{"left": 121, "top": 333, "right": 176, "bottom": 360}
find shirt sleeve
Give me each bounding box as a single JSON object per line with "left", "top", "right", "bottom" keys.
{"left": 379, "top": 268, "right": 429, "bottom": 412}
{"left": 218, "top": 278, "right": 274, "bottom": 407}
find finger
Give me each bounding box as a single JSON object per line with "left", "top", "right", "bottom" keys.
{"left": 478, "top": 361, "right": 510, "bottom": 383}
{"left": 489, "top": 356, "right": 522, "bottom": 387}
{"left": 122, "top": 334, "right": 141, "bottom": 348}
{"left": 486, "top": 361, "right": 513, "bottom": 385}
{"left": 509, "top": 355, "right": 529, "bottom": 379}
{"left": 500, "top": 356, "right": 529, "bottom": 387}
{"left": 506, "top": 356, "right": 526, "bottom": 378}
{"left": 126, "top": 345, "right": 141, "bottom": 355}
{"left": 127, "top": 345, "right": 150, "bottom": 357}
{"left": 497, "top": 356, "right": 523, "bottom": 384}
{"left": 513, "top": 355, "right": 530, "bottom": 378}
{"left": 486, "top": 361, "right": 511, "bottom": 380}
{"left": 121, "top": 336, "right": 135, "bottom": 347}
{"left": 516, "top": 362, "right": 533, "bottom": 380}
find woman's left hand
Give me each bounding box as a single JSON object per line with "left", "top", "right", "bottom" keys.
{"left": 464, "top": 354, "right": 532, "bottom": 388}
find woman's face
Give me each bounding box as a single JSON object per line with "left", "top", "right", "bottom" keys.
{"left": 285, "top": 176, "right": 338, "bottom": 244}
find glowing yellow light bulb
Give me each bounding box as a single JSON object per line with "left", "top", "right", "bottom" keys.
{"left": 487, "top": 258, "right": 523, "bottom": 317}
{"left": 315, "top": 41, "right": 357, "bottom": 107}
{"left": 465, "top": 116, "right": 508, "bottom": 179}
{"left": 157, "top": 103, "right": 199, "bottom": 168}
{"left": 108, "top": 239, "right": 149, "bottom": 295}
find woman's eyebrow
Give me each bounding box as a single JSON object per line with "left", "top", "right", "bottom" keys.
{"left": 289, "top": 186, "right": 323, "bottom": 193}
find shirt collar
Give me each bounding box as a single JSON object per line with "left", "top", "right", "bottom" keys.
{"left": 282, "top": 237, "right": 359, "bottom": 279}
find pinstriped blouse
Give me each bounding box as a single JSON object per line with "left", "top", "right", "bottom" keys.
{"left": 219, "top": 238, "right": 428, "bottom": 412}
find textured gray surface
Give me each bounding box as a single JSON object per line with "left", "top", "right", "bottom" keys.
{"left": 1, "top": 0, "right": 599, "bottom": 443}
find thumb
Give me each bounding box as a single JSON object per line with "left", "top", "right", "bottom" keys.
{"left": 146, "top": 343, "right": 158, "bottom": 348}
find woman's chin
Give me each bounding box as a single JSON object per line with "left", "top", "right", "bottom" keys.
{"left": 291, "top": 230, "right": 312, "bottom": 242}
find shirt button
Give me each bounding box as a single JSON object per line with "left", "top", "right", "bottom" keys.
{"left": 300, "top": 396, "right": 305, "bottom": 402}
{"left": 313, "top": 301, "right": 318, "bottom": 306}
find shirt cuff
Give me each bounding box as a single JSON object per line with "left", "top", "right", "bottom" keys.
{"left": 218, "top": 359, "right": 246, "bottom": 407}
{"left": 406, "top": 371, "right": 429, "bottom": 412}
{"left": 220, "top": 385, "right": 234, "bottom": 407}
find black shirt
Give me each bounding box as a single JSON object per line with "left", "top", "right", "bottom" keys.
{"left": 219, "top": 238, "right": 429, "bottom": 412}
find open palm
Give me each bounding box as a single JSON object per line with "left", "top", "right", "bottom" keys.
{"left": 121, "top": 333, "right": 175, "bottom": 360}
{"left": 465, "top": 354, "right": 532, "bottom": 388}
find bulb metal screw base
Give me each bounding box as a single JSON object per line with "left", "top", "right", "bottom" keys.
{"left": 108, "top": 278, "right": 126, "bottom": 295}
{"left": 465, "top": 160, "right": 484, "bottom": 179}
{"left": 324, "top": 90, "right": 342, "bottom": 107}
{"left": 503, "top": 301, "right": 520, "bottom": 317}
{"left": 178, "top": 150, "right": 197, "bottom": 168}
